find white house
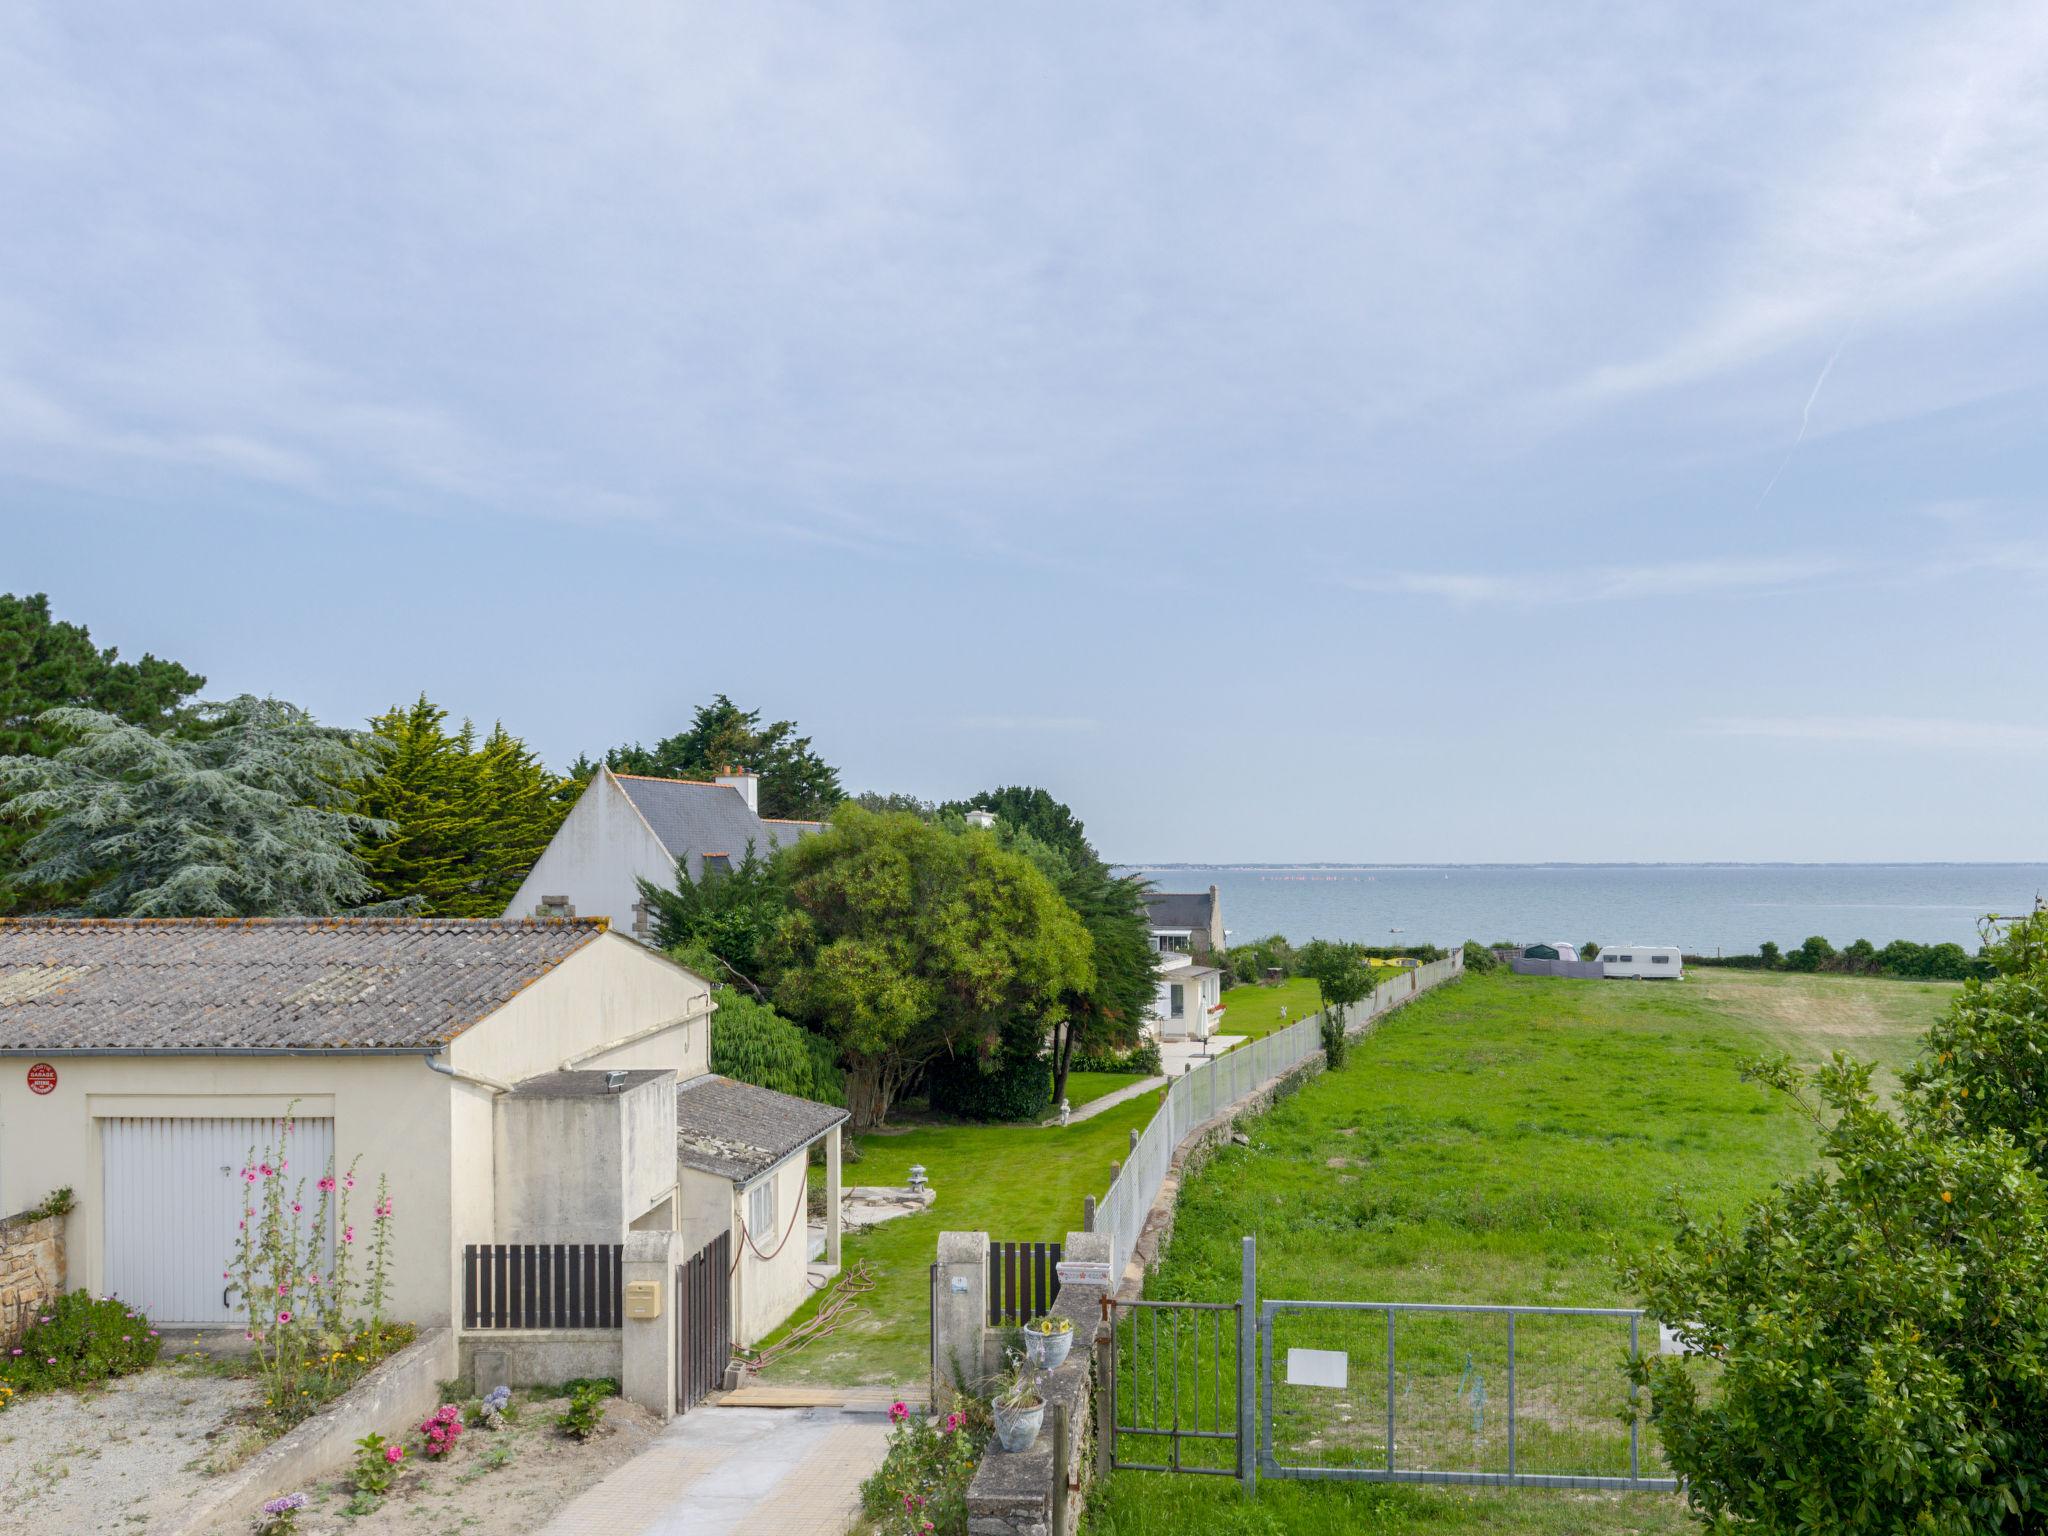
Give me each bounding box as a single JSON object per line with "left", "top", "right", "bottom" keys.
{"left": 1143, "top": 887, "right": 1225, "bottom": 958}
{"left": 506, "top": 766, "right": 828, "bottom": 941}
{"left": 1141, "top": 887, "right": 1227, "bottom": 1040}
{"left": 0, "top": 917, "right": 843, "bottom": 1385}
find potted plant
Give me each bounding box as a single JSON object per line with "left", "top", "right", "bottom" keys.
{"left": 1022, "top": 1312, "right": 1073, "bottom": 1371}
{"left": 990, "top": 1353, "right": 1045, "bottom": 1453}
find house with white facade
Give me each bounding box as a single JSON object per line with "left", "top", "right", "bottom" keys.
{"left": 506, "top": 766, "right": 828, "bottom": 941}
{"left": 1143, "top": 886, "right": 1227, "bottom": 1041}
{"left": 0, "top": 916, "right": 844, "bottom": 1411}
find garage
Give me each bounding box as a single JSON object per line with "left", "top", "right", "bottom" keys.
{"left": 101, "top": 1116, "right": 334, "bottom": 1326}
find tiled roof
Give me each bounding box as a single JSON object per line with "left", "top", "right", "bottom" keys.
{"left": 610, "top": 774, "right": 825, "bottom": 881}
{"left": 1144, "top": 891, "right": 1216, "bottom": 931}
{"left": 674, "top": 1073, "right": 847, "bottom": 1182}
{"left": 0, "top": 917, "right": 608, "bottom": 1052}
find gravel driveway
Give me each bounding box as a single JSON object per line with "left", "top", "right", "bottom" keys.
{"left": 0, "top": 1362, "right": 262, "bottom": 1533}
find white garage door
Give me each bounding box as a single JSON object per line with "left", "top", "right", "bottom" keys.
{"left": 101, "top": 1117, "right": 334, "bottom": 1327}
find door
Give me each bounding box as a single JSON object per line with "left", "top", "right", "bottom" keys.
{"left": 676, "top": 1229, "right": 731, "bottom": 1412}
{"left": 101, "top": 1116, "right": 335, "bottom": 1327}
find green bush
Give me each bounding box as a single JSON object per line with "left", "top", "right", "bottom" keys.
{"left": 926, "top": 1050, "right": 1051, "bottom": 1122}
{"left": 0, "top": 1290, "right": 160, "bottom": 1394}
{"left": 1319, "top": 1012, "right": 1348, "bottom": 1069}
{"left": 861, "top": 1399, "right": 988, "bottom": 1534}
{"left": 557, "top": 1382, "right": 609, "bottom": 1440}
{"left": 804, "top": 1028, "right": 846, "bottom": 1106}
{"left": 1460, "top": 940, "right": 1499, "bottom": 973}
{"left": 711, "top": 989, "right": 837, "bottom": 1102}
{"left": 1072, "top": 1039, "right": 1163, "bottom": 1076}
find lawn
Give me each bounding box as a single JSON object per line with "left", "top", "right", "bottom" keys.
{"left": 1066, "top": 1069, "right": 1153, "bottom": 1110}
{"left": 1217, "top": 977, "right": 1323, "bottom": 1041}
{"left": 762, "top": 1089, "right": 1166, "bottom": 1387}
{"left": 1083, "top": 968, "right": 1953, "bottom": 1536}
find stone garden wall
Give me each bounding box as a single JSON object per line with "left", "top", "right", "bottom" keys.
{"left": 0, "top": 1208, "right": 66, "bottom": 1347}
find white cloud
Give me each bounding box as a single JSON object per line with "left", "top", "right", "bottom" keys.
{"left": 1696, "top": 715, "right": 2048, "bottom": 752}
{"left": 1389, "top": 555, "right": 1845, "bottom": 607}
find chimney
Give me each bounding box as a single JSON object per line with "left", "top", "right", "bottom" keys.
{"left": 715, "top": 767, "right": 759, "bottom": 815}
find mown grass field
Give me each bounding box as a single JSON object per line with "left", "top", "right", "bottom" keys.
{"left": 1218, "top": 977, "right": 1323, "bottom": 1041}
{"left": 1084, "top": 967, "right": 1953, "bottom": 1536}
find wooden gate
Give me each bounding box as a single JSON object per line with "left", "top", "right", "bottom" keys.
{"left": 677, "top": 1230, "right": 731, "bottom": 1413}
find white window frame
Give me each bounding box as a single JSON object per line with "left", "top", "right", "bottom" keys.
{"left": 747, "top": 1173, "right": 775, "bottom": 1239}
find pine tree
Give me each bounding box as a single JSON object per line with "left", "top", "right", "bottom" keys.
{"left": 354, "top": 696, "right": 571, "bottom": 916}
{"left": 603, "top": 694, "right": 843, "bottom": 820}
{"left": 0, "top": 593, "right": 204, "bottom": 911}
{"left": 0, "top": 695, "right": 386, "bottom": 916}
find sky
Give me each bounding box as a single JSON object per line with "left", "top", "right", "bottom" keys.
{"left": 3, "top": 2, "right": 2045, "bottom": 863}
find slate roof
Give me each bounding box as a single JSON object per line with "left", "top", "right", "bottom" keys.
{"left": 611, "top": 774, "right": 826, "bottom": 875}
{"left": 0, "top": 917, "right": 608, "bottom": 1052}
{"left": 674, "top": 1073, "right": 848, "bottom": 1182}
{"left": 1144, "top": 891, "right": 1216, "bottom": 932}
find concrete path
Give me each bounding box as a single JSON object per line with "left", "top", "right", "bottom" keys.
{"left": 1050, "top": 1073, "right": 1165, "bottom": 1125}
{"left": 535, "top": 1404, "right": 891, "bottom": 1536}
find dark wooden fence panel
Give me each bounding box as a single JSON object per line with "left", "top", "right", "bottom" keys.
{"left": 988, "top": 1239, "right": 1063, "bottom": 1325}
{"left": 462, "top": 1243, "right": 622, "bottom": 1329}
{"left": 677, "top": 1230, "right": 732, "bottom": 1413}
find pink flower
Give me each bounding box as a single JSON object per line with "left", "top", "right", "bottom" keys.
{"left": 384, "top": 1444, "right": 404, "bottom": 1464}
{"left": 122, "top": 1335, "right": 131, "bottom": 1342}
{"left": 889, "top": 1401, "right": 909, "bottom": 1423}
{"left": 148, "top": 1330, "right": 158, "bottom": 1338}
{"left": 277, "top": 1283, "right": 290, "bottom": 1296}
{"left": 344, "top": 1174, "right": 356, "bottom": 1190}
{"left": 343, "top": 1226, "right": 355, "bottom": 1244}
{"left": 277, "top": 1310, "right": 292, "bottom": 1324}
{"left": 945, "top": 1412, "right": 960, "bottom": 1432}
{"left": 318, "top": 1177, "right": 335, "bottom": 1192}
{"left": 259, "top": 1163, "right": 273, "bottom": 1177}
{"left": 291, "top": 1202, "right": 302, "bottom": 1214}
{"left": 46, "top": 1357, "right": 56, "bottom": 1365}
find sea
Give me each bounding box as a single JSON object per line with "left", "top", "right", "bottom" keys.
{"left": 1117, "top": 864, "right": 2048, "bottom": 956}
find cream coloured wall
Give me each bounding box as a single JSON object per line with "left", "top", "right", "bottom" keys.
{"left": 0, "top": 1054, "right": 462, "bottom": 1327}
{"left": 733, "top": 1151, "right": 811, "bottom": 1346}
{"left": 446, "top": 932, "right": 711, "bottom": 1087}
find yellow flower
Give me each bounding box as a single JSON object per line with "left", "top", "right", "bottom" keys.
{"left": 1940, "top": 1191, "right": 1953, "bottom": 1203}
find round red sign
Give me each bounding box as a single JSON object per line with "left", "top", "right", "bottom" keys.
{"left": 26, "top": 1062, "right": 57, "bottom": 1095}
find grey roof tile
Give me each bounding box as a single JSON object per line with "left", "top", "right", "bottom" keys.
{"left": 1144, "top": 892, "right": 1216, "bottom": 931}
{"left": 610, "top": 775, "right": 825, "bottom": 882}
{"left": 0, "top": 917, "right": 607, "bottom": 1052}
{"left": 674, "top": 1073, "right": 847, "bottom": 1182}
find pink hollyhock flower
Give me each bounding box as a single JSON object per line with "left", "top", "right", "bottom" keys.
{"left": 278, "top": 1310, "right": 292, "bottom": 1324}
{"left": 889, "top": 1401, "right": 909, "bottom": 1423}
{"left": 384, "top": 1444, "right": 404, "bottom": 1464}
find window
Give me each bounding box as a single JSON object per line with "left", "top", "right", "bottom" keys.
{"left": 747, "top": 1174, "right": 775, "bottom": 1238}
{"left": 1652, "top": 953, "right": 1671, "bottom": 964}
{"left": 1170, "top": 984, "right": 1186, "bottom": 1018}
{"left": 702, "top": 853, "right": 733, "bottom": 879}
{"left": 1616, "top": 954, "right": 1632, "bottom": 964}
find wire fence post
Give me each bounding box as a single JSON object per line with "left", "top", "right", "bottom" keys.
{"left": 1238, "top": 1234, "right": 1257, "bottom": 1492}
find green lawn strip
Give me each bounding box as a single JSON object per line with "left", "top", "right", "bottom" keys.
{"left": 1085, "top": 970, "right": 1945, "bottom": 1534}
{"left": 1217, "top": 977, "right": 1322, "bottom": 1041}
{"left": 768, "top": 1093, "right": 1163, "bottom": 1386}
{"left": 1065, "top": 1070, "right": 1146, "bottom": 1110}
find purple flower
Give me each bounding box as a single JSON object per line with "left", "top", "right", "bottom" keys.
{"left": 261, "top": 1492, "right": 308, "bottom": 1515}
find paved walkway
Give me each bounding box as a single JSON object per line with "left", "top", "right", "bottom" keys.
{"left": 1050, "top": 1073, "right": 1165, "bottom": 1125}
{"left": 536, "top": 1404, "right": 891, "bottom": 1536}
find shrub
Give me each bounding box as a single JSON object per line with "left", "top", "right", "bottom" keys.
{"left": 1071, "top": 1039, "right": 1162, "bottom": 1076}
{"left": 710, "top": 989, "right": 821, "bottom": 1099}
{"left": 25, "top": 1186, "right": 74, "bottom": 1220}
{"left": 557, "top": 1382, "right": 609, "bottom": 1440}
{"left": 926, "top": 1049, "right": 1050, "bottom": 1123}
{"left": 1319, "top": 1012, "right": 1348, "bottom": 1069}
{"left": 1461, "top": 940, "right": 1499, "bottom": 973}
{"left": 0, "top": 1290, "right": 160, "bottom": 1393}
{"left": 861, "top": 1398, "right": 989, "bottom": 1535}
{"left": 419, "top": 1401, "right": 464, "bottom": 1457}
{"left": 351, "top": 1432, "right": 404, "bottom": 1494}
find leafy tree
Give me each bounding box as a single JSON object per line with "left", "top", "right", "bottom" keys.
{"left": 764, "top": 806, "right": 1092, "bottom": 1128}
{"left": 0, "top": 593, "right": 204, "bottom": 912}
{"left": 1297, "top": 939, "right": 1378, "bottom": 1050}
{"left": 708, "top": 987, "right": 840, "bottom": 1104}
{"left": 638, "top": 842, "right": 786, "bottom": 990}
{"left": 1756, "top": 940, "right": 1782, "bottom": 969}
{"left": 1581, "top": 941, "right": 1601, "bottom": 961}
{"left": 1461, "top": 940, "right": 1500, "bottom": 974}
{"left": 0, "top": 696, "right": 389, "bottom": 916}
{"left": 846, "top": 790, "right": 937, "bottom": 819}
{"left": 1048, "top": 861, "right": 1159, "bottom": 1106}
{"left": 1783, "top": 934, "right": 1837, "bottom": 973}
{"left": 938, "top": 785, "right": 1096, "bottom": 869}
{"left": 353, "top": 696, "right": 569, "bottom": 916}
{"left": 605, "top": 694, "right": 842, "bottom": 820}
{"left": 1630, "top": 907, "right": 2048, "bottom": 1534}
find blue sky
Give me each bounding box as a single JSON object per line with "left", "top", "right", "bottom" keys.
{"left": 3, "top": 3, "right": 2045, "bottom": 863}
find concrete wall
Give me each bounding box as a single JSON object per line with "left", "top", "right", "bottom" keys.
{"left": 459, "top": 1329, "right": 622, "bottom": 1391}
{"left": 493, "top": 1073, "right": 677, "bottom": 1245}
{"left": 502, "top": 768, "right": 678, "bottom": 931}
{"left": 734, "top": 1151, "right": 811, "bottom": 1346}
{"left": 0, "top": 1208, "right": 65, "bottom": 1347}
{"left": 678, "top": 1164, "right": 732, "bottom": 1260}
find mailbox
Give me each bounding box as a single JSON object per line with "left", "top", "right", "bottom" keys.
{"left": 624, "top": 1279, "right": 663, "bottom": 1320}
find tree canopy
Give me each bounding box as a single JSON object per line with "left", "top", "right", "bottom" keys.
{"left": 0, "top": 695, "right": 390, "bottom": 916}
{"left": 1629, "top": 907, "right": 2048, "bottom": 1534}
{"left": 638, "top": 841, "right": 786, "bottom": 990}
{"left": 353, "top": 695, "right": 571, "bottom": 916}
{"left": 940, "top": 784, "right": 1096, "bottom": 869}
{"left": 765, "top": 805, "right": 1092, "bottom": 1128}
{"left": 1045, "top": 857, "right": 1157, "bottom": 1105}
{"left": 0, "top": 593, "right": 205, "bottom": 912}
{"left": 603, "top": 694, "right": 842, "bottom": 820}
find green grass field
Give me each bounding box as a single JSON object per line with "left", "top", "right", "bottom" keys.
{"left": 1217, "top": 977, "right": 1323, "bottom": 1041}
{"left": 1083, "top": 968, "right": 1954, "bottom": 1536}
{"left": 1067, "top": 1069, "right": 1153, "bottom": 1110}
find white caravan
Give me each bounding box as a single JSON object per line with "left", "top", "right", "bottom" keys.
{"left": 1602, "top": 946, "right": 1684, "bottom": 980}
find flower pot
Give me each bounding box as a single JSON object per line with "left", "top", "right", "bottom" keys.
{"left": 993, "top": 1397, "right": 1046, "bottom": 1452}
{"left": 1023, "top": 1325, "right": 1073, "bottom": 1371}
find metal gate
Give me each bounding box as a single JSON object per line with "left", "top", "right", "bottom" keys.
{"left": 1106, "top": 1238, "right": 1256, "bottom": 1479}
{"left": 1258, "top": 1298, "right": 1675, "bottom": 1491}
{"left": 676, "top": 1230, "right": 731, "bottom": 1413}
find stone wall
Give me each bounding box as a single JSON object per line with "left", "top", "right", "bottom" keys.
{"left": 0, "top": 1208, "right": 66, "bottom": 1347}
